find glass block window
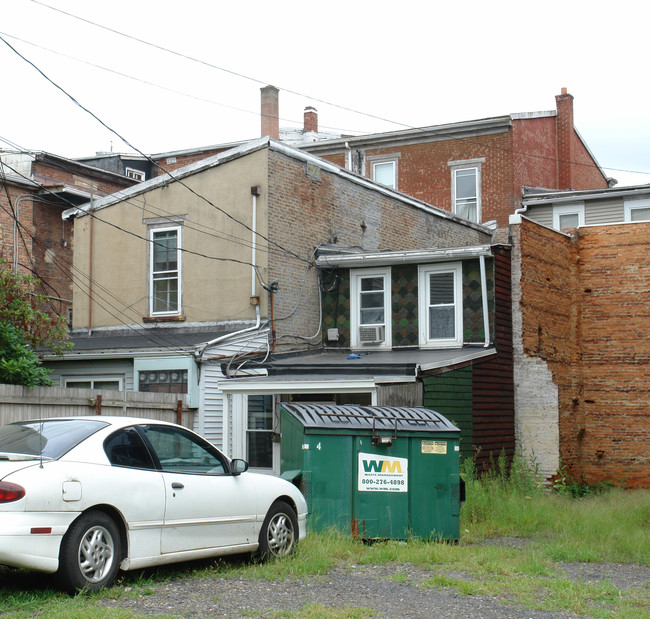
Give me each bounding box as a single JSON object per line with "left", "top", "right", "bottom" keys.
{"left": 139, "top": 369, "right": 188, "bottom": 394}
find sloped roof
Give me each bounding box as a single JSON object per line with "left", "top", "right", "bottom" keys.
{"left": 61, "top": 138, "right": 491, "bottom": 234}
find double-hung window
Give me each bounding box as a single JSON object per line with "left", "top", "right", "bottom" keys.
{"left": 350, "top": 268, "right": 391, "bottom": 350}
{"left": 449, "top": 159, "right": 483, "bottom": 223}
{"left": 372, "top": 161, "right": 396, "bottom": 189}
{"left": 624, "top": 198, "right": 650, "bottom": 222}
{"left": 369, "top": 154, "right": 399, "bottom": 189}
{"left": 150, "top": 227, "right": 181, "bottom": 316}
{"left": 418, "top": 263, "right": 463, "bottom": 348}
{"left": 553, "top": 203, "right": 584, "bottom": 230}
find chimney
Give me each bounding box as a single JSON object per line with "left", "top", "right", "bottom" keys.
{"left": 260, "top": 85, "right": 279, "bottom": 139}
{"left": 304, "top": 106, "right": 318, "bottom": 133}
{"left": 555, "top": 87, "right": 574, "bottom": 189}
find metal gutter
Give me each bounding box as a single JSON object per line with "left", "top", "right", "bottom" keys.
{"left": 315, "top": 245, "right": 493, "bottom": 268}
{"left": 522, "top": 184, "right": 650, "bottom": 207}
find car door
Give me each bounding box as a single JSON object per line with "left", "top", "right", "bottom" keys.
{"left": 139, "top": 424, "right": 258, "bottom": 554}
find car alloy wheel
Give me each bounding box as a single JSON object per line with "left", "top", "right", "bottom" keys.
{"left": 77, "top": 524, "right": 116, "bottom": 583}
{"left": 57, "top": 510, "right": 121, "bottom": 592}
{"left": 259, "top": 501, "right": 298, "bottom": 558}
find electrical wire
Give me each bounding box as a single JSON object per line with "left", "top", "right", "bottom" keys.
{"left": 20, "top": 2, "right": 650, "bottom": 179}
{"left": 0, "top": 33, "right": 312, "bottom": 267}
{"left": 29, "top": 0, "right": 409, "bottom": 132}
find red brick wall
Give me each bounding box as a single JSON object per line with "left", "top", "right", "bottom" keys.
{"left": 517, "top": 218, "right": 650, "bottom": 487}
{"left": 575, "top": 224, "right": 650, "bottom": 487}
{"left": 511, "top": 116, "right": 558, "bottom": 193}
{"left": 0, "top": 184, "right": 34, "bottom": 273}
{"left": 152, "top": 148, "right": 232, "bottom": 176}
{"left": 320, "top": 132, "right": 517, "bottom": 229}
{"left": 2, "top": 159, "right": 132, "bottom": 320}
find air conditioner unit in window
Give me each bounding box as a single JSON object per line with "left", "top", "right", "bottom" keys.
{"left": 359, "top": 325, "right": 385, "bottom": 344}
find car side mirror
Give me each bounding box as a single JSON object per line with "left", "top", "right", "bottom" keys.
{"left": 230, "top": 459, "right": 248, "bottom": 476}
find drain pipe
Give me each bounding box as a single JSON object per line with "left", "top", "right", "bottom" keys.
{"left": 195, "top": 187, "right": 263, "bottom": 363}
{"left": 479, "top": 255, "right": 490, "bottom": 347}
{"left": 88, "top": 186, "right": 94, "bottom": 335}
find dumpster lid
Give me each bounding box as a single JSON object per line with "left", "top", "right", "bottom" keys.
{"left": 280, "top": 403, "right": 459, "bottom": 433}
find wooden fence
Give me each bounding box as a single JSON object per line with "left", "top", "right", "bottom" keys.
{"left": 0, "top": 384, "right": 192, "bottom": 428}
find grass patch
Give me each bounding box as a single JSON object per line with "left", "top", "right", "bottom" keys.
{"left": 269, "top": 603, "right": 378, "bottom": 618}
{"left": 1, "top": 459, "right": 648, "bottom": 618}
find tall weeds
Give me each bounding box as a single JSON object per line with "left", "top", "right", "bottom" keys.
{"left": 460, "top": 451, "right": 650, "bottom": 564}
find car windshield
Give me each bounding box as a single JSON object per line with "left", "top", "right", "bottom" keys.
{"left": 0, "top": 420, "right": 108, "bottom": 459}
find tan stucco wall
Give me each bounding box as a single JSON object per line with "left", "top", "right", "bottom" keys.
{"left": 72, "top": 149, "right": 269, "bottom": 329}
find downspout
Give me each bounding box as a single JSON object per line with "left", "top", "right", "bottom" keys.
{"left": 195, "top": 187, "right": 262, "bottom": 363}
{"left": 479, "top": 255, "right": 490, "bottom": 348}
{"left": 88, "top": 187, "right": 94, "bottom": 336}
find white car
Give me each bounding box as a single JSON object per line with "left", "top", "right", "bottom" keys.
{"left": 0, "top": 416, "right": 307, "bottom": 592}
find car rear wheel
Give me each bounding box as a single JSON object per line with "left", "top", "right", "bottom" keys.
{"left": 56, "top": 510, "right": 121, "bottom": 592}
{"left": 257, "top": 501, "right": 298, "bottom": 559}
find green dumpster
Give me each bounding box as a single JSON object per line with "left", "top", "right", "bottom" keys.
{"left": 280, "top": 403, "right": 463, "bottom": 541}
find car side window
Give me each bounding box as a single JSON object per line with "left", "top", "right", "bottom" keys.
{"left": 105, "top": 427, "right": 156, "bottom": 470}
{"left": 140, "top": 424, "right": 226, "bottom": 475}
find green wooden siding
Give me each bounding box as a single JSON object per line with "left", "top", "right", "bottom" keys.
{"left": 423, "top": 367, "right": 473, "bottom": 462}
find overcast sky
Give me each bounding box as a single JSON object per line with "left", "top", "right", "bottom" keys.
{"left": 2, "top": 0, "right": 649, "bottom": 186}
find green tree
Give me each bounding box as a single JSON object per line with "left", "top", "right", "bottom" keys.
{"left": 0, "top": 323, "right": 53, "bottom": 386}
{"left": 0, "top": 261, "right": 70, "bottom": 386}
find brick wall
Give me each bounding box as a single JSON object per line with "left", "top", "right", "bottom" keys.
{"left": 0, "top": 184, "right": 34, "bottom": 274}
{"left": 512, "top": 217, "right": 650, "bottom": 487}
{"left": 576, "top": 223, "right": 650, "bottom": 487}
{"left": 266, "top": 149, "right": 492, "bottom": 349}
{"left": 152, "top": 148, "right": 232, "bottom": 176}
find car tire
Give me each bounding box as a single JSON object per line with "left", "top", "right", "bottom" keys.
{"left": 56, "top": 510, "right": 121, "bottom": 592}
{"left": 257, "top": 501, "right": 298, "bottom": 559}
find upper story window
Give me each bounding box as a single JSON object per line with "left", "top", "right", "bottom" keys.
{"left": 449, "top": 159, "right": 483, "bottom": 223}
{"left": 369, "top": 154, "right": 399, "bottom": 189}
{"left": 624, "top": 197, "right": 650, "bottom": 222}
{"left": 418, "top": 263, "right": 463, "bottom": 348}
{"left": 150, "top": 226, "right": 182, "bottom": 316}
{"left": 350, "top": 268, "right": 392, "bottom": 350}
{"left": 125, "top": 167, "right": 145, "bottom": 181}
{"left": 553, "top": 203, "right": 584, "bottom": 230}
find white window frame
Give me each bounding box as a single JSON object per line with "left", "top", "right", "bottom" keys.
{"left": 553, "top": 203, "right": 585, "bottom": 230}
{"left": 624, "top": 197, "right": 650, "bottom": 222}
{"left": 418, "top": 262, "right": 463, "bottom": 349}
{"left": 449, "top": 159, "right": 483, "bottom": 223}
{"left": 64, "top": 376, "right": 124, "bottom": 390}
{"left": 368, "top": 154, "right": 399, "bottom": 189}
{"left": 125, "top": 167, "right": 145, "bottom": 181}
{"left": 222, "top": 381, "right": 378, "bottom": 473}
{"left": 149, "top": 226, "right": 182, "bottom": 316}
{"left": 134, "top": 356, "right": 197, "bottom": 407}
{"left": 350, "top": 267, "right": 392, "bottom": 351}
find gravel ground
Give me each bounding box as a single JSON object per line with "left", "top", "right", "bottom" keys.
{"left": 100, "top": 558, "right": 650, "bottom": 618}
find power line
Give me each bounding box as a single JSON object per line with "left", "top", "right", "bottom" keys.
{"left": 30, "top": 0, "right": 410, "bottom": 132}
{"left": 0, "top": 33, "right": 312, "bottom": 266}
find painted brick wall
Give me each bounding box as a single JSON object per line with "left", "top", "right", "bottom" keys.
{"left": 513, "top": 217, "right": 650, "bottom": 487}
{"left": 266, "top": 149, "right": 492, "bottom": 349}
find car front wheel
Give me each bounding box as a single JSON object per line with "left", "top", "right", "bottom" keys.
{"left": 257, "top": 501, "right": 298, "bottom": 559}
{"left": 56, "top": 510, "right": 121, "bottom": 592}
